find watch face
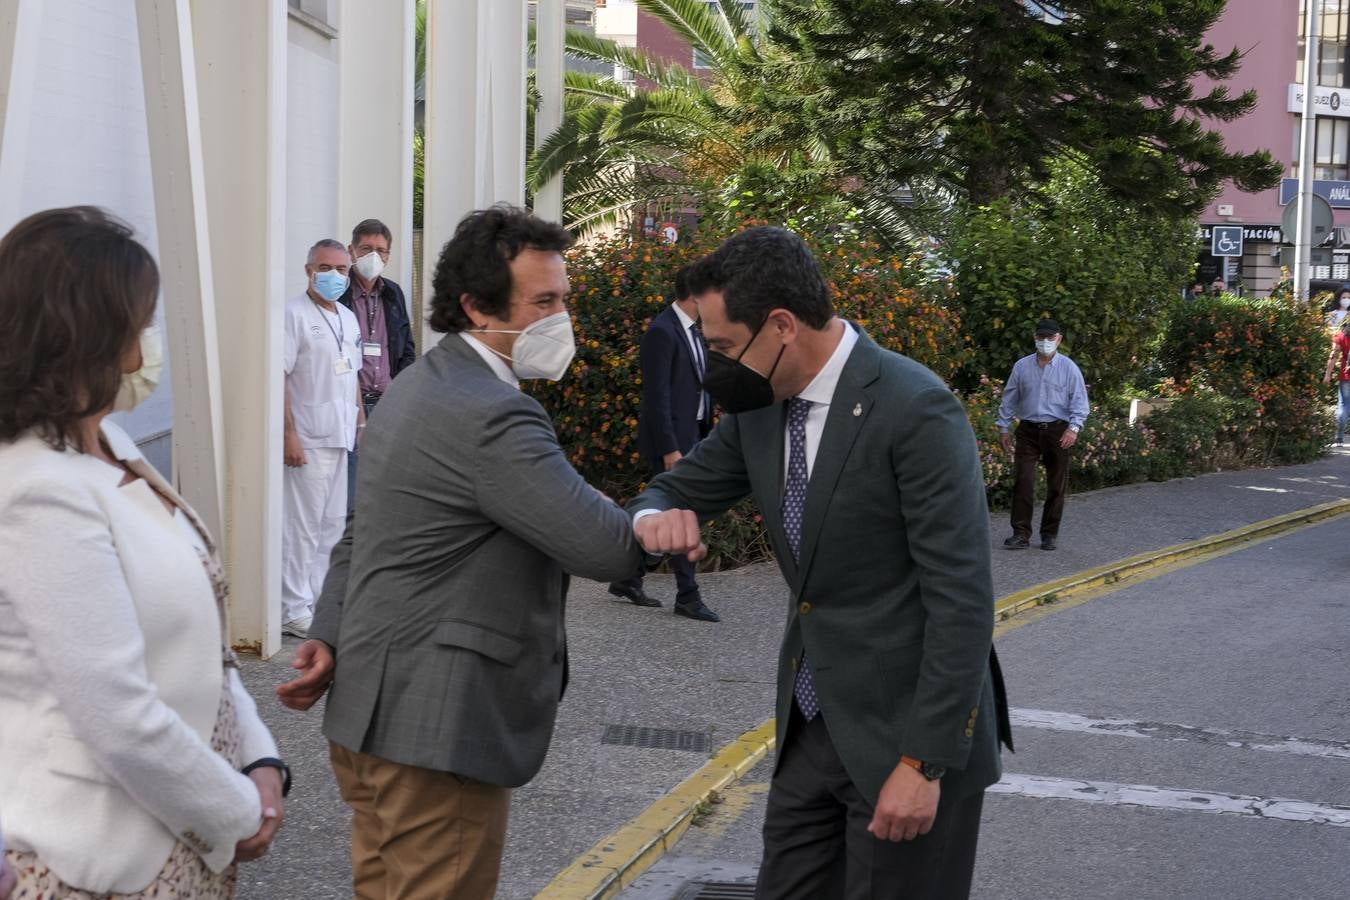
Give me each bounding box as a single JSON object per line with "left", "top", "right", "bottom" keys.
{"left": 921, "top": 762, "right": 946, "bottom": 781}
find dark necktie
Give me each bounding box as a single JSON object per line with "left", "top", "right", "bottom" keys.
{"left": 690, "top": 321, "right": 706, "bottom": 378}
{"left": 691, "top": 322, "right": 709, "bottom": 419}
{"left": 784, "top": 397, "right": 820, "bottom": 720}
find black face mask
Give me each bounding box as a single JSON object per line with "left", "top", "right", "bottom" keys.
{"left": 702, "top": 317, "right": 785, "bottom": 414}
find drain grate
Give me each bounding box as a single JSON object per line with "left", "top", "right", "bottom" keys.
{"left": 677, "top": 882, "right": 757, "bottom": 900}
{"left": 601, "top": 724, "right": 710, "bottom": 752}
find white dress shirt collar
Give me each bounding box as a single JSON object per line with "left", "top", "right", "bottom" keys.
{"left": 795, "top": 319, "right": 858, "bottom": 407}
{"left": 460, "top": 332, "right": 521, "bottom": 389}
{"left": 671, "top": 301, "right": 697, "bottom": 332}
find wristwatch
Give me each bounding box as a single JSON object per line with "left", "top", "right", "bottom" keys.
{"left": 242, "top": 757, "right": 293, "bottom": 797}
{"left": 901, "top": 755, "right": 946, "bottom": 782}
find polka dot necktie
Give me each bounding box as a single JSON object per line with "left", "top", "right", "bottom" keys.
{"left": 784, "top": 397, "right": 820, "bottom": 720}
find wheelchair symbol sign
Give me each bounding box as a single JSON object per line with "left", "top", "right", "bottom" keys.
{"left": 1211, "top": 226, "right": 1244, "bottom": 257}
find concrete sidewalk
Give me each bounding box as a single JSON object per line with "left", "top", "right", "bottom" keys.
{"left": 235, "top": 449, "right": 1350, "bottom": 899}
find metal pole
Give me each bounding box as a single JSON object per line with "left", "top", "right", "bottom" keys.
{"left": 1296, "top": 0, "right": 1321, "bottom": 301}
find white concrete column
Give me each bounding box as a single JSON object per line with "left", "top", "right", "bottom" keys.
{"left": 134, "top": 0, "right": 227, "bottom": 548}
{"left": 532, "top": 0, "right": 564, "bottom": 224}
{"left": 337, "top": 0, "right": 416, "bottom": 291}
{"left": 421, "top": 0, "right": 528, "bottom": 349}
{"left": 187, "top": 0, "right": 289, "bottom": 657}
{"left": 0, "top": 0, "right": 40, "bottom": 234}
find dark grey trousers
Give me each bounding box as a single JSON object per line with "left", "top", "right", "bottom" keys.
{"left": 756, "top": 709, "right": 985, "bottom": 900}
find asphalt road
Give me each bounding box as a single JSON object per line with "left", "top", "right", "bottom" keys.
{"left": 626, "top": 516, "right": 1350, "bottom": 900}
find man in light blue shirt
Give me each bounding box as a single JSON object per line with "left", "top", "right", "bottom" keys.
{"left": 995, "top": 319, "right": 1090, "bottom": 551}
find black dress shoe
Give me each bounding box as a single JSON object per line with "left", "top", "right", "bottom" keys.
{"left": 1040, "top": 535, "right": 1057, "bottom": 551}
{"left": 674, "top": 599, "right": 720, "bottom": 622}
{"left": 1003, "top": 535, "right": 1030, "bottom": 550}
{"left": 608, "top": 582, "right": 662, "bottom": 607}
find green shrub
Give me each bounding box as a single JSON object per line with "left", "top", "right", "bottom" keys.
{"left": 1139, "top": 389, "right": 1258, "bottom": 480}
{"left": 1154, "top": 295, "right": 1332, "bottom": 464}
{"left": 947, "top": 162, "right": 1197, "bottom": 397}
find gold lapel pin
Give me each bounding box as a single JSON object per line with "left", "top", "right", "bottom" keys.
{"left": 853, "top": 403, "right": 862, "bottom": 417}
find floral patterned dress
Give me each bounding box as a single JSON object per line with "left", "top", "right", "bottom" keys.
{"left": 4, "top": 484, "right": 247, "bottom": 899}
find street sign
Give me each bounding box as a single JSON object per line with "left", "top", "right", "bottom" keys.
{"left": 1279, "top": 177, "right": 1350, "bottom": 208}
{"left": 1210, "top": 225, "right": 1244, "bottom": 257}
{"left": 1281, "top": 191, "right": 1335, "bottom": 246}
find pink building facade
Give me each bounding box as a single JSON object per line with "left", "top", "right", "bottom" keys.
{"left": 1198, "top": 0, "right": 1350, "bottom": 296}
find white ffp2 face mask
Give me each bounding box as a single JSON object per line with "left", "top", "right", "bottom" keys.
{"left": 115, "top": 325, "right": 165, "bottom": 412}
{"left": 479, "top": 311, "right": 577, "bottom": 381}
{"left": 353, "top": 251, "right": 386, "bottom": 282}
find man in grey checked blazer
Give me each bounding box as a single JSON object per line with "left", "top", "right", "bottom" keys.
{"left": 631, "top": 228, "right": 1013, "bottom": 899}
{"left": 278, "top": 207, "right": 644, "bottom": 899}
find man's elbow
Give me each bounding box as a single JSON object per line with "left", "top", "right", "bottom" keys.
{"left": 584, "top": 542, "right": 644, "bottom": 584}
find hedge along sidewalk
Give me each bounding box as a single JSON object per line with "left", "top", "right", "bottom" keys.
{"left": 535, "top": 483, "right": 1350, "bottom": 899}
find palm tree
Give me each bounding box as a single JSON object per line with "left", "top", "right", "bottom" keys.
{"left": 527, "top": 0, "right": 927, "bottom": 244}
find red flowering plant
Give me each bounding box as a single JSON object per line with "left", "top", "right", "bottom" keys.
{"left": 526, "top": 222, "right": 964, "bottom": 569}
{"left": 1153, "top": 295, "right": 1332, "bottom": 464}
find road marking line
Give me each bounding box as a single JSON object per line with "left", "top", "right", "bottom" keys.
{"left": 1009, "top": 708, "right": 1350, "bottom": 761}
{"left": 989, "top": 773, "right": 1350, "bottom": 827}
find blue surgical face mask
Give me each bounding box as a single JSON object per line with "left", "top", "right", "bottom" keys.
{"left": 313, "top": 269, "right": 349, "bottom": 302}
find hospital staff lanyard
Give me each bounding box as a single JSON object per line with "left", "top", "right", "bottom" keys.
{"left": 364, "top": 291, "right": 380, "bottom": 341}
{"left": 317, "top": 301, "right": 345, "bottom": 354}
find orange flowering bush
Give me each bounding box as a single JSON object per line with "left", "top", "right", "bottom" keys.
{"left": 1154, "top": 295, "right": 1332, "bottom": 464}
{"left": 526, "top": 224, "right": 964, "bottom": 568}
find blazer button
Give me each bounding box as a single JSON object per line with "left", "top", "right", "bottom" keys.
{"left": 964, "top": 727, "right": 975, "bottom": 738}
{"left": 799, "top": 601, "right": 811, "bottom": 615}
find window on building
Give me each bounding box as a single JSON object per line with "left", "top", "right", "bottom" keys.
{"left": 693, "top": 1, "right": 756, "bottom": 70}
{"left": 1292, "top": 116, "right": 1350, "bottom": 179}
{"left": 1297, "top": 0, "right": 1350, "bottom": 86}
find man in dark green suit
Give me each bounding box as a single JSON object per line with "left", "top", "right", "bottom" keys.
{"left": 631, "top": 227, "right": 1012, "bottom": 899}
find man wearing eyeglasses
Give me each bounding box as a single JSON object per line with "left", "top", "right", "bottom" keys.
{"left": 338, "top": 218, "right": 417, "bottom": 513}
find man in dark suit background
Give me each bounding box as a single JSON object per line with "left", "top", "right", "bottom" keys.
{"left": 608, "top": 264, "right": 719, "bottom": 622}
{"left": 630, "top": 227, "right": 1012, "bottom": 899}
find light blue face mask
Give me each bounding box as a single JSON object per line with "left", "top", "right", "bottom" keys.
{"left": 313, "top": 269, "right": 349, "bottom": 302}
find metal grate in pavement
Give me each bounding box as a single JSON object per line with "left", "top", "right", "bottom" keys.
{"left": 677, "top": 882, "right": 757, "bottom": 900}
{"left": 601, "top": 724, "right": 710, "bottom": 752}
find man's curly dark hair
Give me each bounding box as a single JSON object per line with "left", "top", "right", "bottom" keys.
{"left": 428, "top": 205, "right": 573, "bottom": 333}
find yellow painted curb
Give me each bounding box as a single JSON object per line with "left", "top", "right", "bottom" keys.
{"left": 538, "top": 497, "right": 1350, "bottom": 899}
{"left": 993, "top": 498, "right": 1350, "bottom": 626}
{"left": 535, "top": 720, "right": 777, "bottom": 900}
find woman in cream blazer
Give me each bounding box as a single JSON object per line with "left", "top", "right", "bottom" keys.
{"left": 0, "top": 207, "right": 286, "bottom": 897}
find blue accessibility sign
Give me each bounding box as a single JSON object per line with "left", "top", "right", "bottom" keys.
{"left": 1210, "top": 226, "right": 1244, "bottom": 258}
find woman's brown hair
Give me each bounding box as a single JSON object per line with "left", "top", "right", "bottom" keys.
{"left": 0, "top": 206, "right": 159, "bottom": 451}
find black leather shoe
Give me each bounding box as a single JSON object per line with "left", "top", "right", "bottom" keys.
{"left": 608, "top": 582, "right": 662, "bottom": 607}
{"left": 1040, "top": 535, "right": 1057, "bottom": 551}
{"left": 674, "top": 599, "right": 720, "bottom": 622}
{"left": 1003, "top": 535, "right": 1030, "bottom": 550}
